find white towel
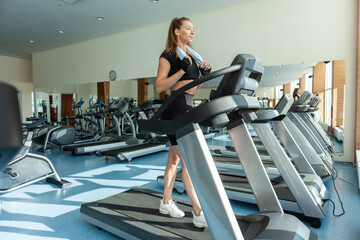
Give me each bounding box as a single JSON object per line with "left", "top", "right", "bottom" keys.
{"left": 177, "top": 45, "right": 204, "bottom": 68}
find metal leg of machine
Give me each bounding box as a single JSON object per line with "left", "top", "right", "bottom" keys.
{"left": 287, "top": 113, "right": 333, "bottom": 170}
{"left": 177, "top": 122, "right": 316, "bottom": 240}
{"left": 282, "top": 117, "right": 332, "bottom": 181}
{"left": 251, "top": 122, "right": 328, "bottom": 221}
{"left": 270, "top": 120, "right": 316, "bottom": 175}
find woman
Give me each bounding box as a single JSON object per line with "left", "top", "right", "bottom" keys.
{"left": 155, "top": 17, "right": 211, "bottom": 228}
{"left": 293, "top": 88, "right": 301, "bottom": 101}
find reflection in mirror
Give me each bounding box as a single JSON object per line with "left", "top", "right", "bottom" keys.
{"left": 255, "top": 61, "right": 345, "bottom": 160}
{"left": 32, "top": 79, "right": 158, "bottom": 123}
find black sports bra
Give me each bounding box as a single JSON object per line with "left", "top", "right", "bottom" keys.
{"left": 160, "top": 51, "right": 200, "bottom": 81}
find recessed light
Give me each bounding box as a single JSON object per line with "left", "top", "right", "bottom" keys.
{"left": 96, "top": 16, "right": 104, "bottom": 21}
{"left": 58, "top": 29, "right": 64, "bottom": 34}
{"left": 29, "top": 40, "right": 35, "bottom": 43}
{"left": 152, "top": 0, "right": 159, "bottom": 2}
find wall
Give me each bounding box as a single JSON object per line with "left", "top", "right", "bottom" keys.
{"left": 0, "top": 55, "right": 33, "bottom": 121}
{"left": 256, "top": 86, "right": 275, "bottom": 99}
{"left": 32, "top": 0, "right": 357, "bottom": 162}
{"left": 110, "top": 80, "right": 138, "bottom": 99}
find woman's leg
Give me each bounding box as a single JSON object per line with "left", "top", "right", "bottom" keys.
{"left": 162, "top": 144, "right": 180, "bottom": 204}
{"left": 172, "top": 145, "right": 202, "bottom": 216}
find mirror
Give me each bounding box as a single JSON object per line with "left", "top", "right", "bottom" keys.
{"left": 33, "top": 79, "right": 158, "bottom": 122}
{"left": 192, "top": 60, "right": 345, "bottom": 161}
{"left": 255, "top": 60, "right": 345, "bottom": 160}
{"left": 33, "top": 60, "right": 345, "bottom": 160}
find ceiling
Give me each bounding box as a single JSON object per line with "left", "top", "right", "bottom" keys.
{"left": 0, "top": 0, "right": 251, "bottom": 59}
{"left": 261, "top": 62, "right": 315, "bottom": 86}
{"left": 0, "top": 0, "right": 314, "bottom": 87}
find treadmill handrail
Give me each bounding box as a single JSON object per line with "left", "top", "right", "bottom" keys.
{"left": 151, "top": 64, "right": 242, "bottom": 120}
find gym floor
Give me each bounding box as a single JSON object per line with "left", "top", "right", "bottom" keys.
{"left": 0, "top": 134, "right": 358, "bottom": 240}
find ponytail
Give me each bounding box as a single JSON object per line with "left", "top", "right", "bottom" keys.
{"left": 165, "top": 17, "right": 192, "bottom": 56}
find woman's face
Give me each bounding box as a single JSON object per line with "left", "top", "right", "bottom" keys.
{"left": 177, "top": 20, "right": 194, "bottom": 44}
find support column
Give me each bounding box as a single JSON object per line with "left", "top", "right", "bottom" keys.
{"left": 97, "top": 81, "right": 110, "bottom": 127}
{"left": 299, "top": 74, "right": 306, "bottom": 94}
{"left": 268, "top": 99, "right": 275, "bottom": 108}
{"left": 97, "top": 81, "right": 110, "bottom": 105}
{"left": 138, "top": 78, "right": 148, "bottom": 106}
{"left": 313, "top": 62, "right": 326, "bottom": 122}
{"left": 355, "top": 0, "right": 360, "bottom": 164}
{"left": 332, "top": 60, "right": 346, "bottom": 134}
{"left": 159, "top": 91, "right": 167, "bottom": 100}
{"left": 283, "top": 82, "right": 291, "bottom": 94}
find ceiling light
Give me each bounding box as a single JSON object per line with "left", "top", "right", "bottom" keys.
{"left": 96, "top": 16, "right": 104, "bottom": 21}
{"left": 58, "top": 30, "right": 64, "bottom": 34}
{"left": 29, "top": 40, "right": 35, "bottom": 43}
{"left": 63, "top": 0, "right": 80, "bottom": 4}
{"left": 152, "top": 0, "right": 160, "bottom": 2}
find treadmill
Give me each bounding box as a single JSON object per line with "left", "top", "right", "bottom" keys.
{"left": 100, "top": 136, "right": 169, "bottom": 161}
{"left": 287, "top": 92, "right": 333, "bottom": 173}
{"left": 292, "top": 94, "right": 333, "bottom": 152}
{"left": 90, "top": 99, "right": 170, "bottom": 162}
{"left": 62, "top": 99, "right": 139, "bottom": 155}
{"left": 81, "top": 54, "right": 316, "bottom": 239}
{"left": 212, "top": 94, "right": 332, "bottom": 182}
{"left": 158, "top": 95, "right": 329, "bottom": 227}
{"left": 301, "top": 96, "right": 333, "bottom": 148}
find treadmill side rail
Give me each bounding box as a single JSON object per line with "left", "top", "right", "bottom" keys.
{"left": 252, "top": 122, "right": 327, "bottom": 219}
{"left": 227, "top": 120, "right": 283, "bottom": 213}
{"left": 177, "top": 123, "right": 244, "bottom": 240}
{"left": 270, "top": 120, "right": 316, "bottom": 175}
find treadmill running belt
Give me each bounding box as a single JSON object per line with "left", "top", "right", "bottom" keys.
{"left": 63, "top": 140, "right": 118, "bottom": 151}
{"left": 102, "top": 143, "right": 154, "bottom": 156}
{"left": 161, "top": 171, "right": 297, "bottom": 202}
{"left": 80, "top": 187, "right": 273, "bottom": 239}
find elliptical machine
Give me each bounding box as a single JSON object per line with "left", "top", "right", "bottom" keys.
{"left": 0, "top": 82, "right": 70, "bottom": 193}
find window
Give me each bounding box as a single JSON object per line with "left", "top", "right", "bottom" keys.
{"left": 275, "top": 85, "right": 283, "bottom": 105}
{"left": 324, "top": 61, "right": 333, "bottom": 126}
{"left": 305, "top": 71, "right": 313, "bottom": 93}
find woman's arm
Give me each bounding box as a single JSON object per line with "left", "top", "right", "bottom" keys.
{"left": 155, "top": 57, "right": 185, "bottom": 93}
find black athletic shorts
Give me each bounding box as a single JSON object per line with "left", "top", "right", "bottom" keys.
{"left": 160, "top": 92, "right": 194, "bottom": 146}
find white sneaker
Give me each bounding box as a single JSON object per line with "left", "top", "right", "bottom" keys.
{"left": 192, "top": 210, "right": 208, "bottom": 228}
{"left": 159, "top": 199, "right": 185, "bottom": 218}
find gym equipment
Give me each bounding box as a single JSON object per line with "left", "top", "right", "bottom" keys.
{"left": 159, "top": 93, "right": 329, "bottom": 227}
{"left": 287, "top": 92, "right": 333, "bottom": 174}
{"left": 63, "top": 98, "right": 138, "bottom": 155}
{"left": 212, "top": 94, "right": 332, "bottom": 182}
{"left": 100, "top": 135, "right": 169, "bottom": 161}
{"left": 1, "top": 132, "right": 70, "bottom": 193}
{"left": 80, "top": 54, "right": 316, "bottom": 239}
{"left": 0, "top": 82, "right": 70, "bottom": 193}
{"left": 0, "top": 82, "right": 23, "bottom": 170}
{"left": 98, "top": 100, "right": 169, "bottom": 162}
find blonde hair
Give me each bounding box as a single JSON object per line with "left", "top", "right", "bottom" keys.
{"left": 165, "top": 17, "right": 193, "bottom": 56}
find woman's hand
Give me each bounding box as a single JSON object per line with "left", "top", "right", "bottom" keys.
{"left": 180, "top": 56, "right": 191, "bottom": 73}
{"left": 200, "top": 61, "right": 211, "bottom": 75}
{"left": 202, "top": 61, "right": 211, "bottom": 70}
